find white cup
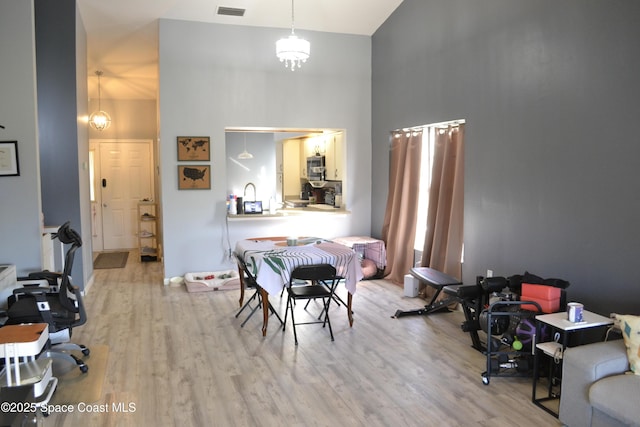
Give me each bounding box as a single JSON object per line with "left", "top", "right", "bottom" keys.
{"left": 567, "top": 302, "right": 584, "bottom": 322}
{"left": 286, "top": 237, "right": 298, "bottom": 246}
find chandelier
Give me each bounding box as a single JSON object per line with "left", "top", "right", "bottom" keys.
{"left": 276, "top": 0, "right": 310, "bottom": 71}
{"left": 89, "top": 70, "right": 111, "bottom": 131}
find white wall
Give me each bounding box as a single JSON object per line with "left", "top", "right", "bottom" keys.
{"left": 88, "top": 99, "right": 157, "bottom": 141}
{"left": 225, "top": 132, "right": 277, "bottom": 203}
{"left": 158, "top": 20, "right": 372, "bottom": 278}
{"left": 0, "top": 1, "right": 43, "bottom": 274}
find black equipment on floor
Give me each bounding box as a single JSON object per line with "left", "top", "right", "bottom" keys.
{"left": 392, "top": 267, "right": 570, "bottom": 385}
{"left": 392, "top": 267, "right": 462, "bottom": 318}
{"left": 441, "top": 275, "right": 495, "bottom": 352}
{"left": 480, "top": 299, "right": 542, "bottom": 385}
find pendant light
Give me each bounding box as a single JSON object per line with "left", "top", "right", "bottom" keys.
{"left": 238, "top": 133, "right": 253, "bottom": 159}
{"left": 276, "top": 0, "right": 310, "bottom": 71}
{"left": 89, "top": 70, "right": 111, "bottom": 131}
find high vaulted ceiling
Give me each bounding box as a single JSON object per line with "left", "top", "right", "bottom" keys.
{"left": 77, "top": 0, "right": 404, "bottom": 101}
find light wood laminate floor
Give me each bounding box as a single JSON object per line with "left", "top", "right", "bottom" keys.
{"left": 47, "top": 256, "right": 561, "bottom": 426}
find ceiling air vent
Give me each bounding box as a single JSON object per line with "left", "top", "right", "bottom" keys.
{"left": 217, "top": 6, "right": 246, "bottom": 17}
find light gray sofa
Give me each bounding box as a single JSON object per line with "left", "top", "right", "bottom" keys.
{"left": 559, "top": 339, "right": 639, "bottom": 427}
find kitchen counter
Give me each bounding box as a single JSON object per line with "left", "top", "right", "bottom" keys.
{"left": 227, "top": 205, "right": 349, "bottom": 220}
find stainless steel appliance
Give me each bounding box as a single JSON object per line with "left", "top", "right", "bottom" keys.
{"left": 307, "top": 155, "right": 326, "bottom": 186}
{"left": 324, "top": 188, "right": 335, "bottom": 206}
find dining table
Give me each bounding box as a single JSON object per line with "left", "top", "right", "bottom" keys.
{"left": 234, "top": 236, "right": 364, "bottom": 336}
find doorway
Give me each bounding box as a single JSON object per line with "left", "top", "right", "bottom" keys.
{"left": 90, "top": 139, "right": 155, "bottom": 251}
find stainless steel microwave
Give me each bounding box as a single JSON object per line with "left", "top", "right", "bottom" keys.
{"left": 307, "top": 155, "right": 325, "bottom": 181}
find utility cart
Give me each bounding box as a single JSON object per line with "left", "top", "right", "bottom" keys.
{"left": 481, "top": 299, "right": 543, "bottom": 385}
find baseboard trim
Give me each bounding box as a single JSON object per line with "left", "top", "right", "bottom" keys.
{"left": 83, "top": 273, "right": 94, "bottom": 295}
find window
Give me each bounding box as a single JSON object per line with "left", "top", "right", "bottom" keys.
{"left": 414, "top": 127, "right": 435, "bottom": 251}
{"left": 413, "top": 120, "right": 465, "bottom": 254}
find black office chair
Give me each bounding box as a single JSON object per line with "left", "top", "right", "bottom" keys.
{"left": 5, "top": 222, "right": 89, "bottom": 373}
{"left": 282, "top": 264, "right": 338, "bottom": 345}
{"left": 234, "top": 253, "right": 283, "bottom": 328}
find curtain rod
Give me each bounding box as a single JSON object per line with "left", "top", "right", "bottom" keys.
{"left": 390, "top": 119, "right": 465, "bottom": 134}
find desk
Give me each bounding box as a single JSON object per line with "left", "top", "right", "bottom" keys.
{"left": 0, "top": 323, "right": 58, "bottom": 405}
{"left": 0, "top": 323, "right": 58, "bottom": 411}
{"left": 0, "top": 323, "right": 49, "bottom": 388}
{"left": 0, "top": 323, "right": 49, "bottom": 361}
{"left": 532, "top": 310, "right": 614, "bottom": 417}
{"left": 235, "top": 237, "right": 363, "bottom": 336}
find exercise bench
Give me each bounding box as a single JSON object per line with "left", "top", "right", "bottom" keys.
{"left": 392, "top": 267, "right": 462, "bottom": 318}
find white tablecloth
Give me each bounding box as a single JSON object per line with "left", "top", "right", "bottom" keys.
{"left": 235, "top": 238, "right": 363, "bottom": 296}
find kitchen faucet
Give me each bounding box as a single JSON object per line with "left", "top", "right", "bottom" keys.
{"left": 243, "top": 182, "right": 256, "bottom": 201}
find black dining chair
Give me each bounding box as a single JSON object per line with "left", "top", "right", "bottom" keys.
{"left": 306, "top": 275, "right": 352, "bottom": 320}
{"left": 282, "top": 264, "right": 338, "bottom": 345}
{"left": 234, "top": 253, "right": 283, "bottom": 328}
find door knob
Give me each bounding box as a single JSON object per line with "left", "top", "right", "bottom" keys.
{"left": 103, "top": 203, "right": 108, "bottom": 208}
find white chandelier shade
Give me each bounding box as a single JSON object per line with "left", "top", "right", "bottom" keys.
{"left": 276, "top": 0, "right": 310, "bottom": 71}
{"left": 276, "top": 33, "right": 310, "bottom": 71}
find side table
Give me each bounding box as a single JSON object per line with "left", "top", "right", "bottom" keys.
{"left": 532, "top": 310, "right": 614, "bottom": 417}
{"left": 0, "top": 323, "right": 58, "bottom": 412}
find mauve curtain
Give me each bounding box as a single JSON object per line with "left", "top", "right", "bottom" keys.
{"left": 421, "top": 124, "right": 465, "bottom": 282}
{"left": 382, "top": 131, "right": 423, "bottom": 285}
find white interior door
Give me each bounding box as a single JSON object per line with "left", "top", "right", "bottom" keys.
{"left": 100, "top": 141, "right": 153, "bottom": 250}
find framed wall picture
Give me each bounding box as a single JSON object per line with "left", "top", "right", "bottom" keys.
{"left": 0, "top": 141, "right": 20, "bottom": 176}
{"left": 177, "top": 136, "right": 210, "bottom": 161}
{"left": 178, "top": 165, "right": 211, "bottom": 190}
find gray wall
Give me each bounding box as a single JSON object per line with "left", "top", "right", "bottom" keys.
{"left": 159, "top": 20, "right": 372, "bottom": 278}
{"left": 74, "top": 3, "right": 91, "bottom": 286}
{"left": 372, "top": 0, "right": 640, "bottom": 315}
{"left": 0, "top": 1, "right": 42, "bottom": 274}
{"left": 35, "top": 0, "right": 90, "bottom": 284}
